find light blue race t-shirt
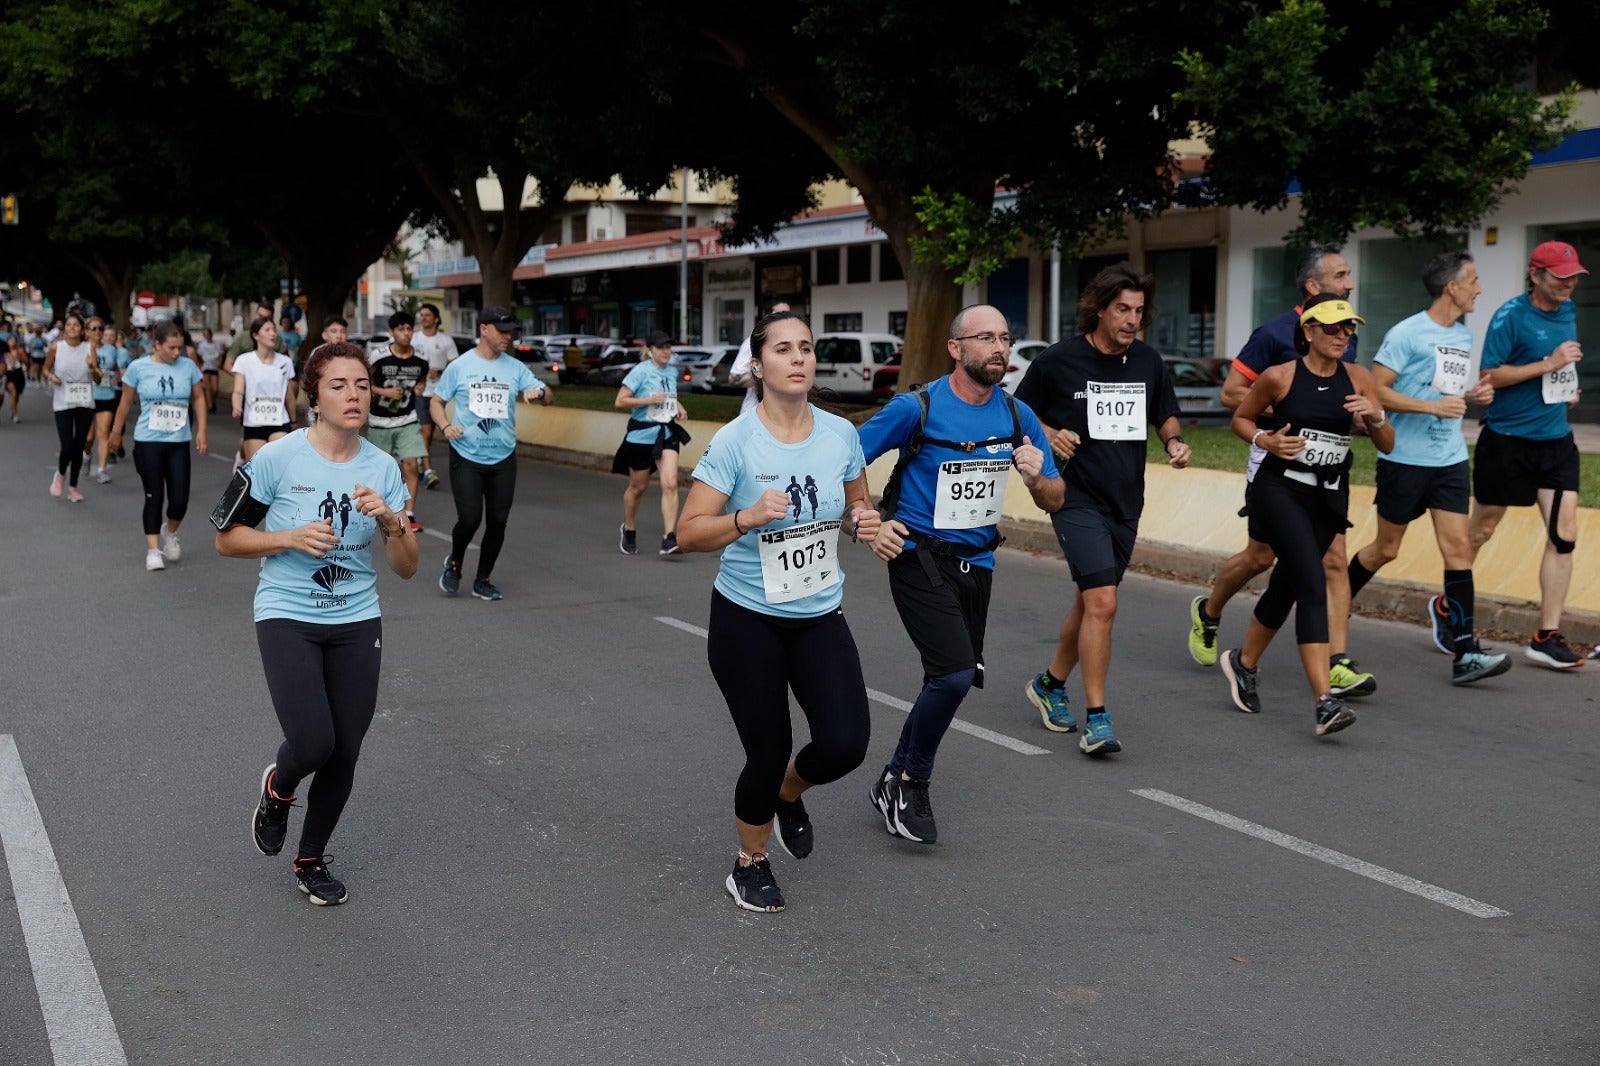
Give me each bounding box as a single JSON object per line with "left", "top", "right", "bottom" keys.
{"left": 1481, "top": 293, "right": 1579, "bottom": 442}
{"left": 93, "top": 344, "right": 132, "bottom": 402}
{"left": 434, "top": 350, "right": 542, "bottom": 464}
{"left": 620, "top": 360, "right": 681, "bottom": 444}
{"left": 244, "top": 430, "right": 409, "bottom": 624}
{"left": 122, "top": 356, "right": 202, "bottom": 442}
{"left": 693, "top": 406, "right": 866, "bottom": 618}
{"left": 1373, "top": 310, "right": 1472, "bottom": 468}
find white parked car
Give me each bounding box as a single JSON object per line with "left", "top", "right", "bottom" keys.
{"left": 677, "top": 345, "right": 740, "bottom": 393}
{"left": 812, "top": 331, "right": 902, "bottom": 399}
{"left": 1000, "top": 339, "right": 1050, "bottom": 394}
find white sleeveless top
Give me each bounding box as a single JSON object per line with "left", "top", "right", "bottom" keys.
{"left": 52, "top": 339, "right": 95, "bottom": 411}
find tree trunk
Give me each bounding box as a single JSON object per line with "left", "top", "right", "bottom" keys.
{"left": 66, "top": 248, "right": 135, "bottom": 332}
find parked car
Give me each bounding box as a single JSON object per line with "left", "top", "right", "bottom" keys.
{"left": 870, "top": 349, "right": 902, "bottom": 403}
{"left": 524, "top": 333, "right": 613, "bottom": 384}
{"left": 812, "top": 331, "right": 902, "bottom": 399}
{"left": 586, "top": 344, "right": 644, "bottom": 387}
{"left": 1000, "top": 339, "right": 1050, "bottom": 394}
{"left": 508, "top": 338, "right": 561, "bottom": 389}
{"left": 451, "top": 334, "right": 476, "bottom": 355}
{"left": 1161, "top": 351, "right": 1229, "bottom": 424}
{"left": 679, "top": 344, "right": 740, "bottom": 393}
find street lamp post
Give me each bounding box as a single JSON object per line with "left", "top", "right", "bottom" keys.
{"left": 679, "top": 168, "right": 689, "bottom": 344}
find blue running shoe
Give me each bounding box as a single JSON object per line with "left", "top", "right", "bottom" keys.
{"left": 1426, "top": 595, "right": 1453, "bottom": 655}
{"left": 471, "top": 578, "right": 502, "bottom": 602}
{"left": 439, "top": 555, "right": 461, "bottom": 597}
{"left": 1079, "top": 711, "right": 1121, "bottom": 755}
{"left": 1451, "top": 648, "right": 1512, "bottom": 685}
{"left": 1025, "top": 673, "right": 1076, "bottom": 733}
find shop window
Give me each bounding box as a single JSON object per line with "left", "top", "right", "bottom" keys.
{"left": 816, "top": 249, "right": 841, "bottom": 286}
{"left": 1250, "top": 246, "right": 1301, "bottom": 331}
{"left": 570, "top": 216, "right": 587, "bottom": 244}
{"left": 880, "top": 245, "right": 904, "bottom": 282}
{"left": 1357, "top": 234, "right": 1467, "bottom": 360}
{"left": 1145, "top": 247, "right": 1217, "bottom": 359}
{"left": 824, "top": 313, "right": 863, "bottom": 332}
{"left": 847, "top": 245, "right": 872, "bottom": 284}
{"left": 888, "top": 311, "right": 907, "bottom": 337}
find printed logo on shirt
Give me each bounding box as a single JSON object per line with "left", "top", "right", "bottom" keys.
{"left": 290, "top": 484, "right": 316, "bottom": 494}
{"left": 755, "top": 473, "right": 779, "bottom": 483}
{"left": 782, "top": 474, "right": 830, "bottom": 522}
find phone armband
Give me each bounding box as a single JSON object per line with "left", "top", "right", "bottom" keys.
{"left": 210, "top": 468, "right": 270, "bottom": 531}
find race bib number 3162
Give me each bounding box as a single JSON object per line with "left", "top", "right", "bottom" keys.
{"left": 467, "top": 381, "right": 512, "bottom": 420}
{"left": 757, "top": 520, "right": 841, "bottom": 604}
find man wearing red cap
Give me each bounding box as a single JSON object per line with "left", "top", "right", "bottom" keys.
{"left": 1469, "top": 241, "right": 1589, "bottom": 668}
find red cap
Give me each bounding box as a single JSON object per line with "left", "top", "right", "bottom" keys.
{"left": 1529, "top": 241, "right": 1588, "bottom": 278}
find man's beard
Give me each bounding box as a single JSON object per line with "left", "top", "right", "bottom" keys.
{"left": 961, "top": 356, "right": 1005, "bottom": 387}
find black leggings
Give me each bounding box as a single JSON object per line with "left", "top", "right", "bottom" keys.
{"left": 1251, "top": 477, "right": 1346, "bottom": 645}
{"left": 255, "top": 617, "right": 383, "bottom": 859}
{"left": 133, "top": 441, "right": 191, "bottom": 536}
{"left": 707, "top": 589, "right": 871, "bottom": 826}
{"left": 448, "top": 450, "right": 516, "bottom": 580}
{"left": 54, "top": 408, "right": 93, "bottom": 484}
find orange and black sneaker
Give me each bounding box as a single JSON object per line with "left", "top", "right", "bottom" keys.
{"left": 293, "top": 855, "right": 348, "bottom": 906}
{"left": 251, "top": 764, "right": 294, "bottom": 857}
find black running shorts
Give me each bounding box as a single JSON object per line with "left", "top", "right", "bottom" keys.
{"left": 1472, "top": 426, "right": 1578, "bottom": 507}
{"left": 1375, "top": 458, "right": 1470, "bottom": 525}
{"left": 1051, "top": 506, "right": 1137, "bottom": 590}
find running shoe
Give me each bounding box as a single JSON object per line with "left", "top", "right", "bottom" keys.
{"left": 1314, "top": 695, "right": 1356, "bottom": 736}
{"left": 725, "top": 853, "right": 784, "bottom": 912}
{"left": 1025, "top": 672, "right": 1076, "bottom": 733}
{"left": 94, "top": 468, "right": 111, "bottom": 484}
{"left": 1451, "top": 648, "right": 1512, "bottom": 685}
{"left": 1426, "top": 594, "right": 1454, "bottom": 655}
{"left": 293, "top": 855, "right": 348, "bottom": 906}
{"left": 1588, "top": 645, "right": 1600, "bottom": 662}
{"left": 471, "top": 578, "right": 503, "bottom": 602}
{"left": 66, "top": 486, "right": 84, "bottom": 503}
{"left": 886, "top": 774, "right": 937, "bottom": 844}
{"left": 1188, "top": 595, "right": 1220, "bottom": 667}
{"left": 145, "top": 549, "right": 166, "bottom": 572}
{"left": 773, "top": 796, "right": 813, "bottom": 860}
{"left": 1220, "top": 648, "right": 1261, "bottom": 713}
{"left": 439, "top": 555, "right": 461, "bottom": 596}
{"left": 407, "top": 514, "right": 422, "bottom": 533}
{"left": 1080, "top": 711, "right": 1122, "bottom": 755}
{"left": 423, "top": 467, "right": 440, "bottom": 490}
{"left": 1328, "top": 656, "right": 1377, "bottom": 698}
{"left": 159, "top": 529, "right": 181, "bottom": 562}
{"left": 251, "top": 764, "right": 293, "bottom": 857}
{"left": 869, "top": 767, "right": 901, "bottom": 838}
{"left": 1527, "top": 631, "right": 1585, "bottom": 670}
{"left": 49, "top": 472, "right": 63, "bottom": 498}
{"left": 620, "top": 524, "right": 637, "bottom": 555}
{"left": 660, "top": 532, "right": 681, "bottom": 556}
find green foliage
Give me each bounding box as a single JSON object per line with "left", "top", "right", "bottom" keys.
{"left": 909, "top": 189, "right": 1024, "bottom": 286}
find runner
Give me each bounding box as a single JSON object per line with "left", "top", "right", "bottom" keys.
{"left": 728, "top": 297, "right": 791, "bottom": 415}
{"left": 27, "top": 324, "right": 47, "bottom": 383}
{"left": 428, "top": 305, "right": 553, "bottom": 602}
{"left": 90, "top": 323, "right": 132, "bottom": 483}
{"left": 1469, "top": 241, "right": 1589, "bottom": 669}
{"left": 1186, "top": 244, "right": 1375, "bottom": 698}
{"left": 1344, "top": 251, "right": 1511, "bottom": 684}
{"left": 4, "top": 333, "right": 25, "bottom": 422}
{"left": 614, "top": 330, "right": 691, "bottom": 556}
{"left": 1014, "top": 266, "right": 1188, "bottom": 756}
{"left": 197, "top": 327, "right": 224, "bottom": 412}
{"left": 411, "top": 303, "right": 456, "bottom": 490}
{"left": 277, "top": 313, "right": 302, "bottom": 367}
{"left": 1220, "top": 295, "right": 1394, "bottom": 735}
{"left": 858, "top": 303, "right": 1062, "bottom": 842}
{"left": 108, "top": 320, "right": 207, "bottom": 570}
{"left": 677, "top": 309, "right": 880, "bottom": 911}
{"left": 366, "top": 311, "right": 430, "bottom": 532}
{"left": 214, "top": 340, "right": 417, "bottom": 907}
{"left": 231, "top": 316, "right": 298, "bottom": 463}
{"left": 43, "top": 312, "right": 101, "bottom": 503}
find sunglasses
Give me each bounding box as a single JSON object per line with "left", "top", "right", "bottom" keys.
{"left": 1310, "top": 321, "right": 1355, "bottom": 337}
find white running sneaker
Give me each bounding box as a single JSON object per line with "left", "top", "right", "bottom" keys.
{"left": 145, "top": 549, "right": 166, "bottom": 572}
{"left": 159, "top": 529, "right": 181, "bottom": 562}
{"left": 94, "top": 468, "right": 111, "bottom": 484}
{"left": 49, "top": 472, "right": 63, "bottom": 497}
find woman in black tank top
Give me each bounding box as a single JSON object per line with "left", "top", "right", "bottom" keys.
{"left": 1221, "top": 296, "right": 1395, "bottom": 737}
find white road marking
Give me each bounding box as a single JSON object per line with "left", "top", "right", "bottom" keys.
{"left": 1131, "top": 788, "right": 1510, "bottom": 919}
{"left": 0, "top": 735, "right": 130, "bottom": 1064}
{"left": 421, "top": 528, "right": 478, "bottom": 550}
{"left": 654, "top": 616, "right": 1051, "bottom": 756}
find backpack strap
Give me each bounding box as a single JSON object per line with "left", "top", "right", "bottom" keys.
{"left": 877, "top": 388, "right": 1024, "bottom": 520}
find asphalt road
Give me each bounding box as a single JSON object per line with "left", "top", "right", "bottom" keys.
{"left": 0, "top": 387, "right": 1596, "bottom": 1066}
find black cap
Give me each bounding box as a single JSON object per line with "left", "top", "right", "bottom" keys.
{"left": 479, "top": 306, "right": 519, "bottom": 331}
{"left": 646, "top": 330, "right": 672, "bottom": 347}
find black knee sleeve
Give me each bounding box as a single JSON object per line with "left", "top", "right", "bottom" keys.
{"left": 1549, "top": 490, "right": 1576, "bottom": 554}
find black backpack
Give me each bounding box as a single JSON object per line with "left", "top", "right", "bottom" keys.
{"left": 877, "top": 384, "right": 1024, "bottom": 522}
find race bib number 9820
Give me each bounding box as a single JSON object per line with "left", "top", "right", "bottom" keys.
{"left": 1543, "top": 363, "right": 1579, "bottom": 405}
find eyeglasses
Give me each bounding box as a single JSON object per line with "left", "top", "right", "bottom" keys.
{"left": 88, "top": 325, "right": 103, "bottom": 330}
{"left": 953, "top": 332, "right": 1013, "bottom": 347}
{"left": 1310, "top": 321, "right": 1355, "bottom": 337}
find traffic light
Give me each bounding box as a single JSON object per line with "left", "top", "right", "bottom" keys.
{"left": 0, "top": 195, "right": 16, "bottom": 225}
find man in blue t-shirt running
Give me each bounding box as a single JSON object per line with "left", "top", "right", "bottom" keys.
{"left": 1468, "top": 240, "right": 1589, "bottom": 669}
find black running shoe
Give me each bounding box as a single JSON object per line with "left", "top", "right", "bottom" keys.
{"left": 619, "top": 524, "right": 637, "bottom": 556}
{"left": 293, "top": 855, "right": 348, "bottom": 905}
{"left": 659, "top": 532, "right": 680, "bottom": 556}
{"left": 439, "top": 555, "right": 461, "bottom": 597}
{"left": 1527, "top": 630, "right": 1584, "bottom": 670}
{"left": 251, "top": 764, "right": 293, "bottom": 857}
{"left": 773, "top": 796, "right": 813, "bottom": 860}
{"left": 725, "top": 853, "right": 784, "bottom": 912}
{"left": 1314, "top": 695, "right": 1357, "bottom": 737}
{"left": 1220, "top": 648, "right": 1261, "bottom": 714}
{"left": 888, "top": 774, "right": 937, "bottom": 844}
{"left": 869, "top": 767, "right": 901, "bottom": 838}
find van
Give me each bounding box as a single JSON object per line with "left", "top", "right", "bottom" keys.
{"left": 812, "top": 332, "right": 902, "bottom": 399}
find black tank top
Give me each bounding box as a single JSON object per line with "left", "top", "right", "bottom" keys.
{"left": 1259, "top": 359, "right": 1356, "bottom": 488}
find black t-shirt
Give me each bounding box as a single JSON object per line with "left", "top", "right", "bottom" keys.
{"left": 369, "top": 351, "right": 427, "bottom": 424}
{"left": 1014, "top": 334, "right": 1180, "bottom": 519}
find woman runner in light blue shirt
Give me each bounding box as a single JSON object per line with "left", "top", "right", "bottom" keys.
{"left": 678, "top": 311, "right": 880, "bottom": 913}
{"left": 216, "top": 342, "right": 417, "bottom": 906}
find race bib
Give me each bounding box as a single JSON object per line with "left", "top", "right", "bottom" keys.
{"left": 467, "top": 381, "right": 512, "bottom": 420}
{"left": 1542, "top": 363, "right": 1579, "bottom": 405}
{"left": 1430, "top": 344, "right": 1471, "bottom": 396}
{"left": 148, "top": 401, "right": 189, "bottom": 434}
{"left": 249, "top": 396, "right": 285, "bottom": 426}
{"left": 1086, "top": 381, "right": 1146, "bottom": 441}
{"left": 63, "top": 381, "right": 93, "bottom": 408}
{"left": 1299, "top": 428, "right": 1350, "bottom": 468}
{"left": 646, "top": 395, "right": 678, "bottom": 424}
{"left": 757, "top": 520, "right": 841, "bottom": 604}
{"left": 934, "top": 458, "right": 1011, "bottom": 529}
